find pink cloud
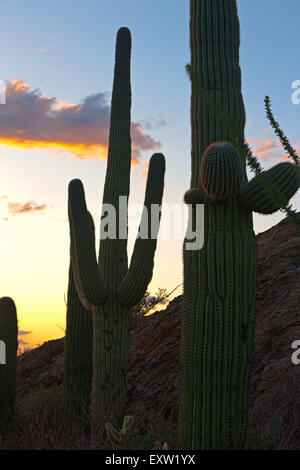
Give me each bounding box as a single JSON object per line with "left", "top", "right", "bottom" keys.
{"left": 246, "top": 136, "right": 300, "bottom": 162}
{"left": 7, "top": 200, "right": 48, "bottom": 215}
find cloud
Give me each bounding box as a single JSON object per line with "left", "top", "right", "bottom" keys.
{"left": 0, "top": 78, "right": 162, "bottom": 164}
{"left": 18, "top": 330, "right": 32, "bottom": 347}
{"left": 246, "top": 137, "right": 300, "bottom": 162}
{"left": 263, "top": 126, "right": 272, "bottom": 135}
{"left": 139, "top": 116, "right": 168, "bottom": 130}
{"left": 7, "top": 200, "right": 48, "bottom": 216}
{"left": 18, "top": 330, "right": 32, "bottom": 336}
{"left": 246, "top": 138, "right": 279, "bottom": 159}
{"left": 140, "top": 161, "right": 149, "bottom": 185}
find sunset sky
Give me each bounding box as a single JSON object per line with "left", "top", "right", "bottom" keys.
{"left": 0, "top": 0, "right": 300, "bottom": 349}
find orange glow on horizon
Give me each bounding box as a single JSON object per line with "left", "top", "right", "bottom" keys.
{"left": 0, "top": 137, "right": 108, "bottom": 160}
{"left": 0, "top": 138, "right": 142, "bottom": 165}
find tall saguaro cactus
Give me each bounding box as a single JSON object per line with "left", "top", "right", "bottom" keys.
{"left": 68, "top": 27, "right": 165, "bottom": 426}
{"left": 0, "top": 297, "right": 18, "bottom": 434}
{"left": 179, "top": 0, "right": 300, "bottom": 450}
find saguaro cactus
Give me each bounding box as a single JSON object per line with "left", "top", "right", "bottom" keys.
{"left": 0, "top": 297, "right": 18, "bottom": 434}
{"left": 179, "top": 0, "right": 300, "bottom": 450}
{"left": 68, "top": 27, "right": 165, "bottom": 426}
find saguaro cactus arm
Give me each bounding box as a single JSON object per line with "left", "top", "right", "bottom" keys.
{"left": 238, "top": 162, "right": 300, "bottom": 214}
{"left": 64, "top": 263, "right": 93, "bottom": 410}
{"left": 117, "top": 152, "right": 165, "bottom": 307}
{"left": 68, "top": 178, "right": 106, "bottom": 306}
{"left": 200, "top": 141, "right": 243, "bottom": 201}
{"left": 69, "top": 247, "right": 93, "bottom": 312}
{"left": 99, "top": 27, "right": 132, "bottom": 291}
{"left": 184, "top": 188, "right": 204, "bottom": 207}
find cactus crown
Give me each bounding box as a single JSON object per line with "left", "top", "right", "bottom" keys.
{"left": 200, "top": 141, "right": 243, "bottom": 202}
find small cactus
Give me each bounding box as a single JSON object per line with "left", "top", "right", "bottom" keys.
{"left": 106, "top": 415, "right": 134, "bottom": 450}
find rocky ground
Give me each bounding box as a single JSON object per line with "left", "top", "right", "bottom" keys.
{"left": 15, "top": 213, "right": 300, "bottom": 449}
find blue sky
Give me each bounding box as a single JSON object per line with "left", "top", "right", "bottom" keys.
{"left": 0, "top": 0, "right": 299, "bottom": 347}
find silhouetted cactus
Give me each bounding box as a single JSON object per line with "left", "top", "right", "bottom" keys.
{"left": 179, "top": 0, "right": 300, "bottom": 450}
{"left": 68, "top": 27, "right": 165, "bottom": 426}
{"left": 0, "top": 297, "right": 18, "bottom": 434}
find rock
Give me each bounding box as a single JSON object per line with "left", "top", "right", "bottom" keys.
{"left": 16, "top": 338, "right": 64, "bottom": 396}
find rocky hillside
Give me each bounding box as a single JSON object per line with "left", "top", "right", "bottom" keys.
{"left": 16, "top": 214, "right": 300, "bottom": 448}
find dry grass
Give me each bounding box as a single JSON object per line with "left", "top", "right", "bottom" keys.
{"left": 1, "top": 382, "right": 299, "bottom": 450}
{"left": 1, "top": 386, "right": 105, "bottom": 450}
{"left": 245, "top": 381, "right": 300, "bottom": 450}
{"left": 0, "top": 385, "right": 171, "bottom": 450}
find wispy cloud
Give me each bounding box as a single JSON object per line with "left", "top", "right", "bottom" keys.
{"left": 246, "top": 136, "right": 300, "bottom": 161}
{"left": 18, "top": 330, "right": 32, "bottom": 348}
{"left": 246, "top": 137, "right": 279, "bottom": 159}
{"left": 39, "top": 34, "right": 57, "bottom": 54}
{"left": 139, "top": 116, "right": 168, "bottom": 130}
{"left": 18, "top": 330, "right": 32, "bottom": 336}
{"left": 0, "top": 78, "right": 162, "bottom": 164}
{"left": 140, "top": 161, "right": 149, "bottom": 185}
{"left": 7, "top": 200, "right": 48, "bottom": 216}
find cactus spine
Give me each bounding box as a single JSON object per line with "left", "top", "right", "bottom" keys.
{"left": 179, "top": 0, "right": 300, "bottom": 450}
{"left": 0, "top": 297, "right": 18, "bottom": 434}
{"left": 68, "top": 27, "right": 165, "bottom": 427}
